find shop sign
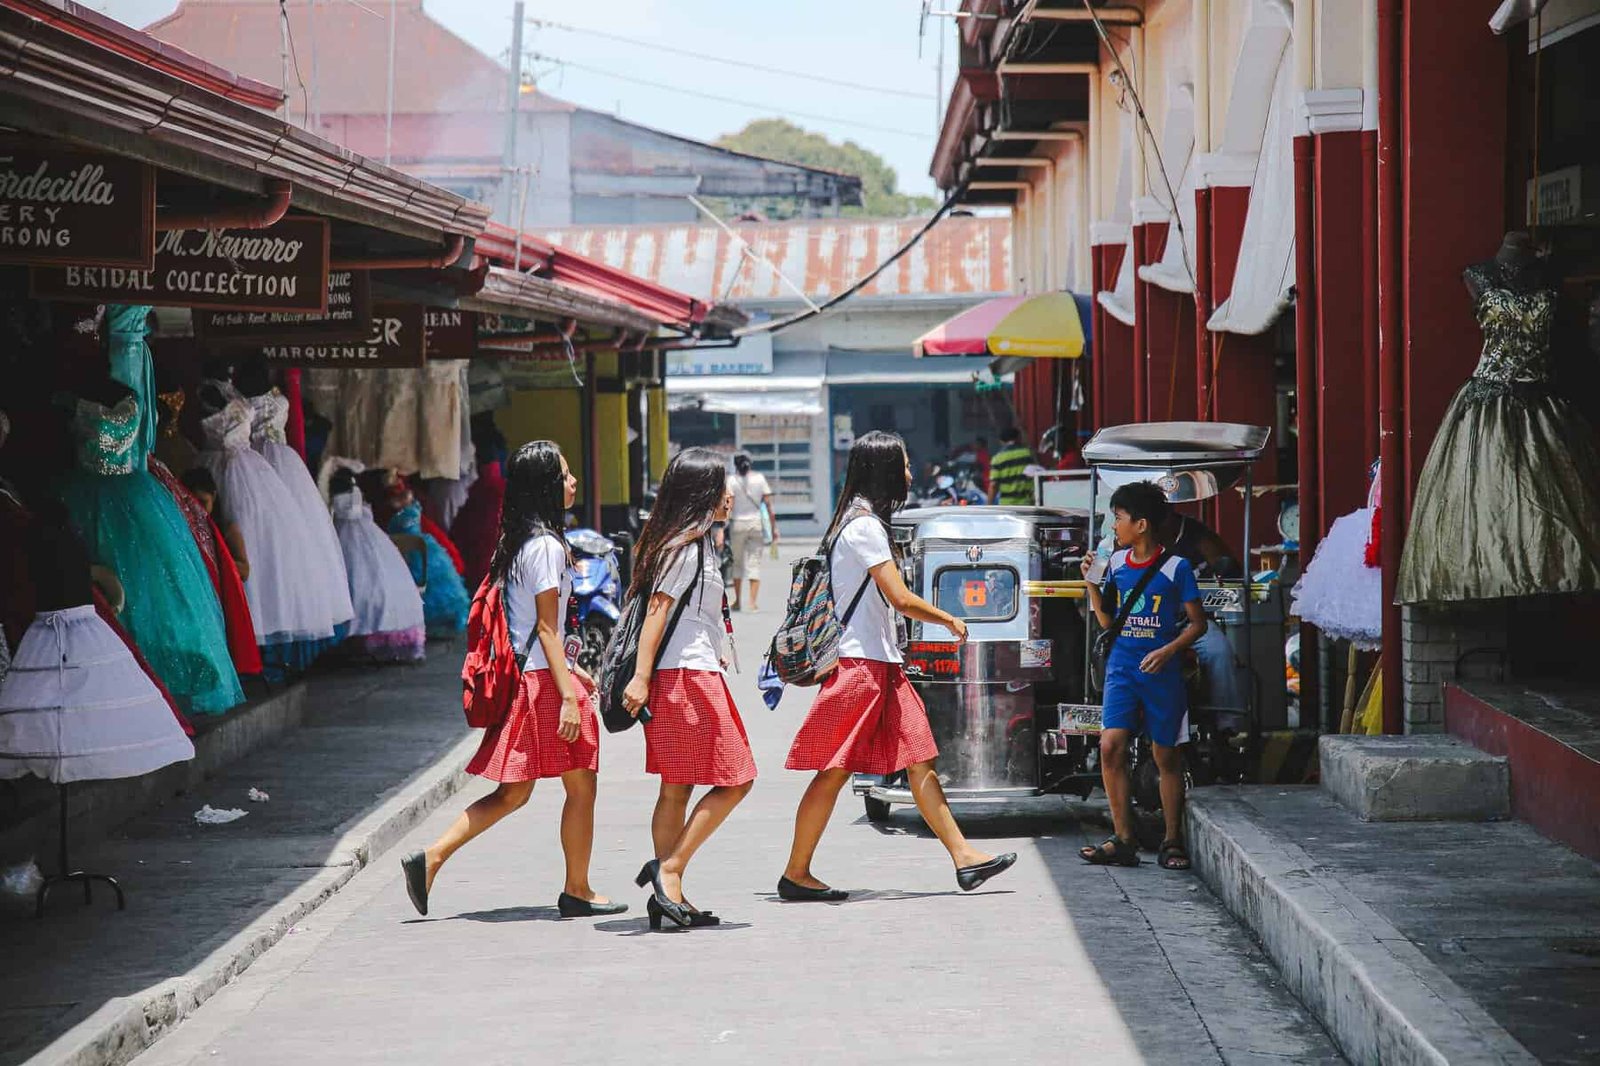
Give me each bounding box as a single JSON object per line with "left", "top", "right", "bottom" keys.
{"left": 665, "top": 328, "right": 771, "bottom": 376}
{"left": 31, "top": 217, "right": 330, "bottom": 313}
{"left": 0, "top": 136, "right": 155, "bottom": 268}
{"left": 499, "top": 351, "right": 586, "bottom": 390}
{"left": 423, "top": 308, "right": 478, "bottom": 361}
{"left": 193, "top": 269, "right": 371, "bottom": 344}
{"left": 259, "top": 303, "right": 424, "bottom": 368}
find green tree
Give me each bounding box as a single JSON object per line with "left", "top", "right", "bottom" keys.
{"left": 715, "top": 118, "right": 938, "bottom": 219}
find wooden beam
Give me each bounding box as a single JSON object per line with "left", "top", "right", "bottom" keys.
{"left": 974, "top": 156, "right": 1054, "bottom": 167}
{"left": 992, "top": 129, "right": 1084, "bottom": 141}
{"left": 1026, "top": 6, "right": 1142, "bottom": 24}
{"left": 996, "top": 61, "right": 1099, "bottom": 75}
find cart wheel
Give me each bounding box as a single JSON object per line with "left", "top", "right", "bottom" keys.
{"left": 864, "top": 796, "right": 893, "bottom": 824}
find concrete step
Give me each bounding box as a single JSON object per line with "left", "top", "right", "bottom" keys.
{"left": 1186, "top": 785, "right": 1575, "bottom": 1066}
{"left": 1319, "top": 734, "right": 1509, "bottom": 822}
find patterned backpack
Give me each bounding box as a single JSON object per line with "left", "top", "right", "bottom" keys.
{"left": 766, "top": 510, "right": 880, "bottom": 687}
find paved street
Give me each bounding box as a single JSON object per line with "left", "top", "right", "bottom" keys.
{"left": 133, "top": 549, "right": 1343, "bottom": 1066}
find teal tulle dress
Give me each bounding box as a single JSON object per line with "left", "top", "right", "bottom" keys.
{"left": 56, "top": 306, "right": 244, "bottom": 715}
{"left": 388, "top": 501, "right": 469, "bottom": 637}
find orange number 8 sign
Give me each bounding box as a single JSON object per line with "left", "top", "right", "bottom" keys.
{"left": 963, "top": 580, "right": 988, "bottom": 608}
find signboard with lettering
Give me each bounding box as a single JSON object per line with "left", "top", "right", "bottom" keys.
{"left": 260, "top": 303, "right": 424, "bottom": 369}
{"left": 0, "top": 136, "right": 155, "bottom": 268}
{"left": 193, "top": 269, "right": 371, "bottom": 344}
{"left": 423, "top": 307, "right": 477, "bottom": 361}
{"left": 31, "top": 216, "right": 330, "bottom": 313}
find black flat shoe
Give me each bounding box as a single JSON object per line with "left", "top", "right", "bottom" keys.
{"left": 956, "top": 853, "right": 1018, "bottom": 892}
{"left": 635, "top": 861, "right": 713, "bottom": 917}
{"left": 777, "top": 876, "right": 849, "bottom": 902}
{"left": 557, "top": 893, "right": 629, "bottom": 918}
{"left": 635, "top": 859, "right": 691, "bottom": 928}
{"left": 400, "top": 850, "right": 428, "bottom": 916}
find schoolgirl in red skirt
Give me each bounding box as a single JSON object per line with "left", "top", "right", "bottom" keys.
{"left": 400, "top": 442, "right": 623, "bottom": 920}
{"left": 620, "top": 448, "right": 757, "bottom": 929}
{"left": 780, "top": 431, "right": 1018, "bottom": 902}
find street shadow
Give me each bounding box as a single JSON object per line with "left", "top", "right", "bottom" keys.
{"left": 410, "top": 905, "right": 566, "bottom": 924}
{"left": 593, "top": 916, "right": 754, "bottom": 936}
{"left": 753, "top": 888, "right": 1013, "bottom": 905}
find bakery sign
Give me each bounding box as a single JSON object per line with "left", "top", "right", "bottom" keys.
{"left": 31, "top": 217, "right": 330, "bottom": 313}
{"left": 259, "top": 303, "right": 424, "bottom": 368}
{"left": 0, "top": 136, "right": 155, "bottom": 268}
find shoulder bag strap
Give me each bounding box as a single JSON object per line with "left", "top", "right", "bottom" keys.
{"left": 649, "top": 538, "right": 702, "bottom": 671}
{"left": 1105, "top": 551, "right": 1169, "bottom": 638}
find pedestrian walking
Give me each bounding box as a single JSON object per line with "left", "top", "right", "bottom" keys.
{"left": 621, "top": 448, "right": 757, "bottom": 929}
{"left": 1079, "top": 480, "right": 1206, "bottom": 871}
{"left": 988, "top": 427, "right": 1036, "bottom": 505}
{"left": 726, "top": 452, "right": 776, "bottom": 611}
{"left": 779, "top": 431, "right": 1016, "bottom": 901}
{"left": 400, "top": 442, "right": 624, "bottom": 918}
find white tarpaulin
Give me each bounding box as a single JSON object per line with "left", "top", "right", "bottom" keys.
{"left": 1138, "top": 83, "right": 1200, "bottom": 294}
{"left": 1209, "top": 30, "right": 1298, "bottom": 336}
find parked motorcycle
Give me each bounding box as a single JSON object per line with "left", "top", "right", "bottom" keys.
{"left": 564, "top": 527, "right": 622, "bottom": 673}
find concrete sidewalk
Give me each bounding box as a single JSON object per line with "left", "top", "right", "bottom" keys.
{"left": 0, "top": 649, "right": 474, "bottom": 1066}
{"left": 1189, "top": 785, "right": 1600, "bottom": 1065}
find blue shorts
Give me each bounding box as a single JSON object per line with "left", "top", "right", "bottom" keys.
{"left": 1102, "top": 656, "right": 1190, "bottom": 747}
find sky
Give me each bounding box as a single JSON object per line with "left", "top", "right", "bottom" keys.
{"left": 92, "top": 0, "right": 958, "bottom": 199}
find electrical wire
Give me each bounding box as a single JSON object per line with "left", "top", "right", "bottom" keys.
{"left": 736, "top": 177, "right": 971, "bottom": 337}
{"left": 1083, "top": 0, "right": 1194, "bottom": 289}
{"left": 526, "top": 52, "right": 930, "bottom": 141}
{"left": 528, "top": 17, "right": 934, "bottom": 101}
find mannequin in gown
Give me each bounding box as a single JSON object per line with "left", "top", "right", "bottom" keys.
{"left": 196, "top": 381, "right": 344, "bottom": 678}
{"left": 1398, "top": 233, "right": 1600, "bottom": 603}
{"left": 53, "top": 307, "right": 243, "bottom": 715}
{"left": 326, "top": 467, "right": 427, "bottom": 662}
{"left": 235, "top": 359, "right": 355, "bottom": 637}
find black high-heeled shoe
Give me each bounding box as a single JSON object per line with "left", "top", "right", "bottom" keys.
{"left": 634, "top": 861, "right": 713, "bottom": 918}
{"left": 635, "top": 859, "right": 691, "bottom": 928}
{"left": 647, "top": 896, "right": 721, "bottom": 929}
{"left": 557, "top": 892, "right": 629, "bottom": 918}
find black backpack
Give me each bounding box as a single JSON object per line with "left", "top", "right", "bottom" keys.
{"left": 596, "top": 540, "right": 702, "bottom": 732}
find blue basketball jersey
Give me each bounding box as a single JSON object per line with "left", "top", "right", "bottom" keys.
{"left": 1100, "top": 550, "right": 1201, "bottom": 665}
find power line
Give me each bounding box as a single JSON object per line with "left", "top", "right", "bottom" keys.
{"left": 526, "top": 52, "right": 931, "bottom": 140}
{"left": 527, "top": 17, "right": 934, "bottom": 101}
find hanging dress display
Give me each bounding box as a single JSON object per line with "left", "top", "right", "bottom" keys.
{"left": 387, "top": 500, "right": 470, "bottom": 637}
{"left": 1292, "top": 466, "right": 1383, "bottom": 649}
{"left": 249, "top": 388, "right": 355, "bottom": 632}
{"left": 147, "top": 457, "right": 263, "bottom": 678}
{"left": 330, "top": 486, "right": 427, "bottom": 662}
{"left": 1398, "top": 262, "right": 1600, "bottom": 603}
{"left": 199, "top": 390, "right": 343, "bottom": 677}
{"left": 54, "top": 307, "right": 243, "bottom": 716}
{"left": 0, "top": 520, "right": 194, "bottom": 783}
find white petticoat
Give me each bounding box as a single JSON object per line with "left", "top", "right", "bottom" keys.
{"left": 331, "top": 492, "right": 426, "bottom": 639}
{"left": 0, "top": 606, "right": 194, "bottom": 783}
{"left": 261, "top": 440, "right": 355, "bottom": 630}
{"left": 202, "top": 443, "right": 342, "bottom": 647}
{"left": 1291, "top": 508, "right": 1383, "bottom": 650}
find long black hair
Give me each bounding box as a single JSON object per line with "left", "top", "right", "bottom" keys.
{"left": 487, "top": 440, "right": 569, "bottom": 587}
{"left": 629, "top": 446, "right": 728, "bottom": 597}
{"left": 825, "top": 430, "right": 908, "bottom": 543}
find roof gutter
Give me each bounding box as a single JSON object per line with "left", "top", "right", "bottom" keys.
{"left": 331, "top": 235, "right": 467, "bottom": 271}
{"left": 156, "top": 179, "right": 292, "bottom": 232}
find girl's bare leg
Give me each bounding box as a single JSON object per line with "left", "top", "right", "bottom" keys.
{"left": 781, "top": 768, "right": 851, "bottom": 890}
{"left": 422, "top": 781, "right": 534, "bottom": 892}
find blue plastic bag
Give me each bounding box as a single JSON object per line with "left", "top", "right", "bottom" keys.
{"left": 757, "top": 658, "right": 784, "bottom": 710}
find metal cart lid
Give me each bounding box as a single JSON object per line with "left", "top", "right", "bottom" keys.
{"left": 1081, "top": 422, "right": 1271, "bottom": 468}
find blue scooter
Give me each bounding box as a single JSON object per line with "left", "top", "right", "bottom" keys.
{"left": 564, "top": 527, "right": 622, "bottom": 673}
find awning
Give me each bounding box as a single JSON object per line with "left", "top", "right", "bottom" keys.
{"left": 913, "top": 292, "right": 1086, "bottom": 359}
{"left": 826, "top": 349, "right": 995, "bottom": 385}
{"left": 667, "top": 390, "right": 823, "bottom": 416}
{"left": 1136, "top": 84, "right": 1200, "bottom": 295}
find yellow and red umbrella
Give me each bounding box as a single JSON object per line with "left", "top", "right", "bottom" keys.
{"left": 913, "top": 291, "right": 1087, "bottom": 359}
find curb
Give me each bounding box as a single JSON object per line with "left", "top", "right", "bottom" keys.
{"left": 1186, "top": 787, "right": 1536, "bottom": 1066}
{"left": 28, "top": 730, "right": 481, "bottom": 1066}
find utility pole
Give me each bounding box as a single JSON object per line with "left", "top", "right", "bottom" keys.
{"left": 384, "top": 0, "right": 397, "bottom": 164}
{"left": 308, "top": 0, "right": 319, "bottom": 130}
{"left": 502, "top": 0, "right": 525, "bottom": 221}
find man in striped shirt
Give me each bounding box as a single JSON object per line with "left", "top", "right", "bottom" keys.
{"left": 988, "top": 428, "right": 1036, "bottom": 506}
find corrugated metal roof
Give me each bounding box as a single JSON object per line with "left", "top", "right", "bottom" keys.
{"left": 537, "top": 216, "right": 1012, "bottom": 303}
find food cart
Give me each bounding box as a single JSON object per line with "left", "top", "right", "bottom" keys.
{"left": 852, "top": 506, "right": 1092, "bottom": 821}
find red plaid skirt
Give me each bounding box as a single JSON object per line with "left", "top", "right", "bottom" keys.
{"left": 785, "top": 658, "right": 939, "bottom": 775}
{"left": 466, "top": 668, "right": 600, "bottom": 782}
{"left": 645, "top": 670, "right": 758, "bottom": 787}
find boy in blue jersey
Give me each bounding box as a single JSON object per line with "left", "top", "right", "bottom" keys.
{"left": 1079, "top": 481, "right": 1207, "bottom": 871}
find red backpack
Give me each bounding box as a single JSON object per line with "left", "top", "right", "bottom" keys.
{"left": 460, "top": 578, "right": 538, "bottom": 729}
